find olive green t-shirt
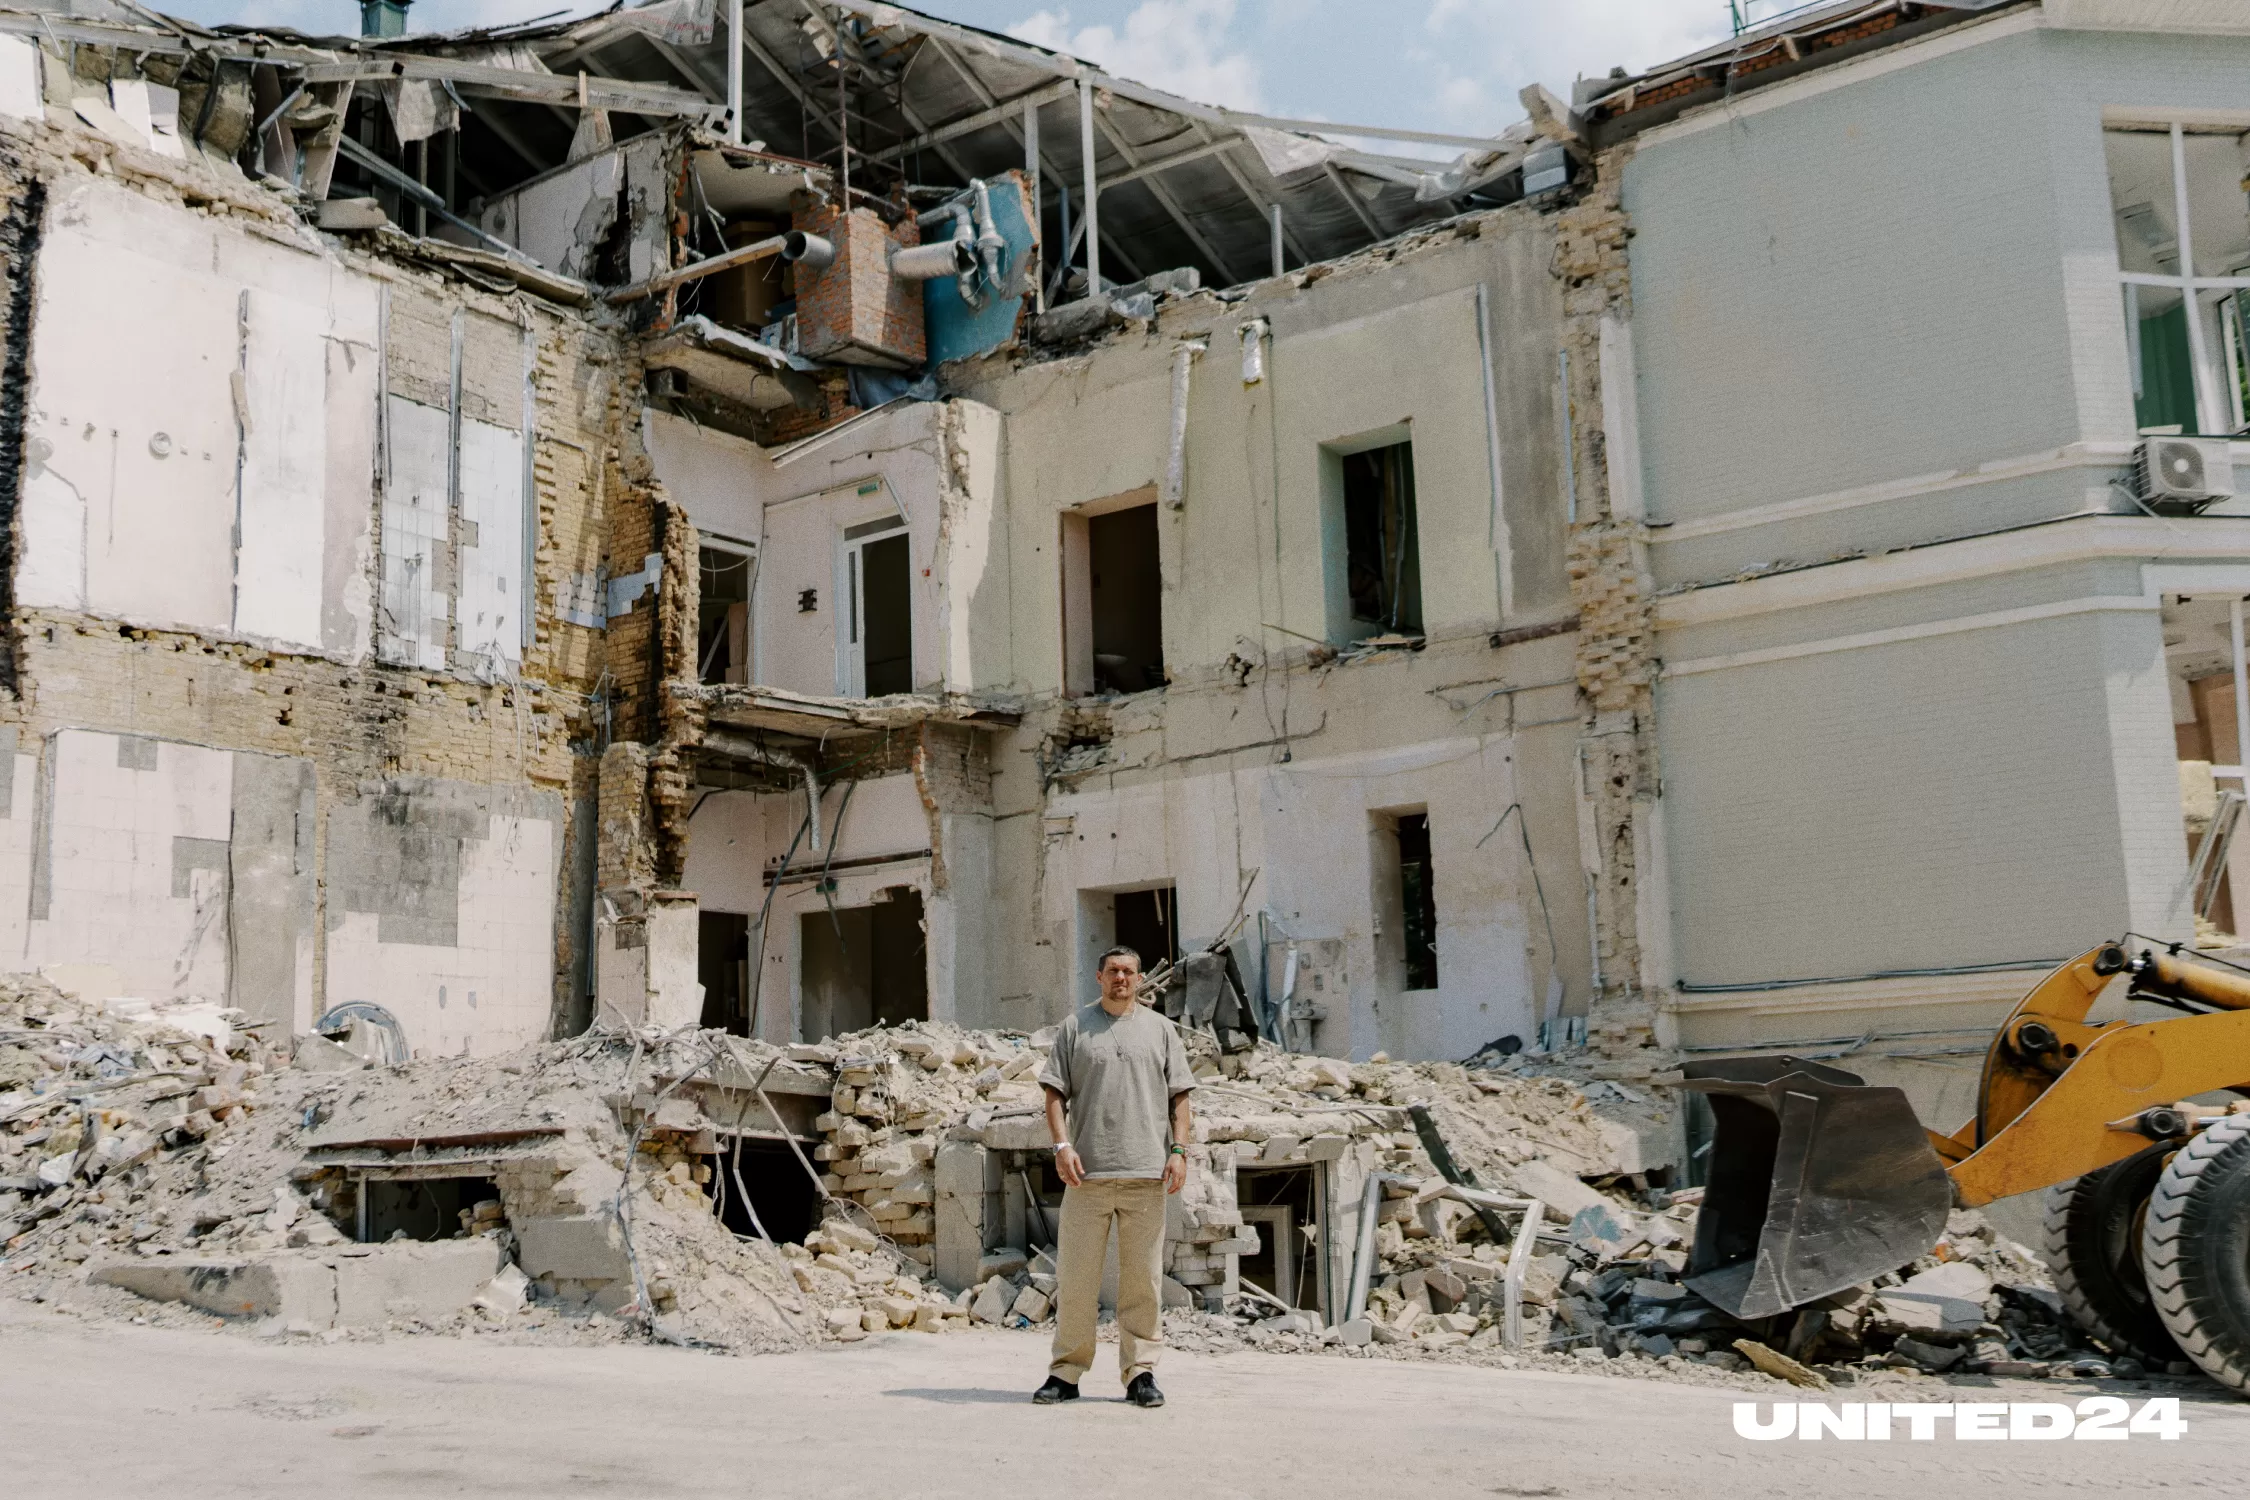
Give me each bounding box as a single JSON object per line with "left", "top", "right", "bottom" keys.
{"left": 1037, "top": 1001, "right": 1198, "bottom": 1179}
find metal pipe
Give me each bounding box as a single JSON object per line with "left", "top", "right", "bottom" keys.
{"left": 1026, "top": 97, "right": 1044, "bottom": 313}
{"left": 1159, "top": 339, "right": 1206, "bottom": 511}
{"left": 1078, "top": 77, "right": 1099, "bottom": 299}
{"left": 781, "top": 230, "right": 834, "bottom": 269}
{"left": 891, "top": 236, "right": 974, "bottom": 281}
{"left": 1269, "top": 203, "right": 1283, "bottom": 278}
{"left": 969, "top": 178, "right": 1003, "bottom": 311}
{"left": 607, "top": 233, "right": 787, "bottom": 304}
{"left": 335, "top": 134, "right": 526, "bottom": 262}
{"left": 725, "top": 0, "right": 743, "bottom": 146}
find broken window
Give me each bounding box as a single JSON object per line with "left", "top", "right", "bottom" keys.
{"left": 698, "top": 543, "right": 754, "bottom": 686}
{"left": 698, "top": 910, "right": 751, "bottom": 1033}
{"left": 2104, "top": 123, "right": 2250, "bottom": 436}
{"left": 798, "top": 887, "right": 928, "bottom": 1040}
{"left": 1393, "top": 811, "right": 1440, "bottom": 991}
{"left": 842, "top": 517, "right": 912, "bottom": 697}
{"left": 1339, "top": 441, "right": 1423, "bottom": 638}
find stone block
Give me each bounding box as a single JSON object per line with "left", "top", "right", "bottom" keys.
{"left": 516, "top": 1215, "right": 628, "bottom": 1283}
{"left": 1011, "top": 1286, "right": 1051, "bottom": 1322}
{"left": 1335, "top": 1318, "right": 1373, "bottom": 1347}
{"left": 332, "top": 1239, "right": 503, "bottom": 1326}
{"left": 825, "top": 1220, "right": 880, "bottom": 1254}
{"left": 975, "top": 1114, "right": 1056, "bottom": 1152}
{"left": 976, "top": 1247, "right": 1028, "bottom": 1284}
{"left": 91, "top": 1257, "right": 333, "bottom": 1325}
{"left": 1508, "top": 1159, "right": 1610, "bottom": 1220}
{"left": 971, "top": 1279, "right": 1013, "bottom": 1325}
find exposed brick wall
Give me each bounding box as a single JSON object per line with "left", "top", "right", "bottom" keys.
{"left": 1556, "top": 148, "right": 1665, "bottom": 1075}
{"left": 791, "top": 200, "right": 925, "bottom": 368}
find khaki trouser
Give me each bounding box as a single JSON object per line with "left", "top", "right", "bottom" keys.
{"left": 1048, "top": 1176, "right": 1167, "bottom": 1385}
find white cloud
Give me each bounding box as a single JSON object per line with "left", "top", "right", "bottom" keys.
{"left": 1416, "top": 0, "right": 1731, "bottom": 133}
{"left": 1009, "top": 0, "right": 1262, "bottom": 109}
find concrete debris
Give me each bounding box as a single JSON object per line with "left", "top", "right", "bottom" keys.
{"left": 1, "top": 984, "right": 2146, "bottom": 1388}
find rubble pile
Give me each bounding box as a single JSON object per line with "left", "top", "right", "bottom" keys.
{"left": 4, "top": 983, "right": 2164, "bottom": 1387}
{"left": 1, "top": 979, "right": 919, "bottom": 1350}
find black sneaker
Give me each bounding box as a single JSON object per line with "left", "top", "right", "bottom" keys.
{"left": 1032, "top": 1376, "right": 1079, "bottom": 1405}
{"left": 1124, "top": 1373, "right": 1165, "bottom": 1408}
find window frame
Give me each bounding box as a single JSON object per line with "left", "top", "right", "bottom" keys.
{"left": 835, "top": 514, "right": 909, "bottom": 697}
{"left": 2107, "top": 118, "right": 2250, "bottom": 438}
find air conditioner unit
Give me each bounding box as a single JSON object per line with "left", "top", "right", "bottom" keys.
{"left": 2133, "top": 436, "right": 2235, "bottom": 514}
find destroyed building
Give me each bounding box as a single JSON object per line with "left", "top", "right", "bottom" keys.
{"left": 3, "top": 0, "right": 2244, "bottom": 1205}
{"left": 9, "top": 0, "right": 2250, "bottom": 1395}
{"left": 0, "top": 0, "right": 1610, "bottom": 1097}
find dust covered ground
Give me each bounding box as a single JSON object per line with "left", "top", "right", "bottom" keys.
{"left": 2, "top": 1299, "right": 2246, "bottom": 1500}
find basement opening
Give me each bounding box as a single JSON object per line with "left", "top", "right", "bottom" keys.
{"left": 798, "top": 886, "right": 928, "bottom": 1040}
{"left": 706, "top": 1136, "right": 822, "bottom": 1245}
{"left": 1237, "top": 1163, "right": 1327, "bottom": 1317}
{"left": 356, "top": 1173, "right": 501, "bottom": 1243}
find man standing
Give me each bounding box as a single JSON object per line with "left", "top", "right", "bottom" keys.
{"left": 1032, "top": 945, "right": 1196, "bottom": 1408}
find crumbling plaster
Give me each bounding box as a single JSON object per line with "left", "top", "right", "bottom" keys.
{"left": 0, "top": 108, "right": 632, "bottom": 1056}
{"left": 922, "top": 208, "right": 1599, "bottom": 1058}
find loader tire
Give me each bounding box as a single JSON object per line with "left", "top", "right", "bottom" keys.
{"left": 2143, "top": 1113, "right": 2250, "bottom": 1393}
{"left": 2044, "top": 1141, "right": 2181, "bottom": 1364}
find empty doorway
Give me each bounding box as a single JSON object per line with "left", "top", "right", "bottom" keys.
{"left": 1090, "top": 504, "right": 1163, "bottom": 693}
{"left": 699, "top": 911, "right": 750, "bottom": 1033}
{"left": 798, "top": 887, "right": 928, "bottom": 1040}
{"left": 1112, "top": 886, "right": 1178, "bottom": 972}
{"left": 1237, "top": 1164, "right": 1325, "bottom": 1316}
{"left": 699, "top": 544, "right": 754, "bottom": 685}
{"left": 844, "top": 517, "right": 912, "bottom": 697}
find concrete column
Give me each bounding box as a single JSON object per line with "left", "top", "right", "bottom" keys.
{"left": 1078, "top": 78, "right": 1099, "bottom": 298}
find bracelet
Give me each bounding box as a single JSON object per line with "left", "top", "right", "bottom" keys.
{"left": 1053, "top": 1141, "right": 1071, "bottom": 1152}
{"left": 1169, "top": 1145, "right": 1186, "bottom": 1157}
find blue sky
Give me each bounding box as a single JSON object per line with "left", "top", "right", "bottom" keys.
{"left": 158, "top": 0, "right": 1738, "bottom": 140}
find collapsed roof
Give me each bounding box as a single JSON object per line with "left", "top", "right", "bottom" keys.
{"left": 0, "top": 0, "right": 1546, "bottom": 294}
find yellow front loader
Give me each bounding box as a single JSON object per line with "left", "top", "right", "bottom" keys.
{"left": 1684, "top": 941, "right": 2250, "bottom": 1392}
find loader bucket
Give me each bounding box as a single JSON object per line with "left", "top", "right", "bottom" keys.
{"left": 1681, "top": 1056, "right": 1953, "bottom": 1320}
